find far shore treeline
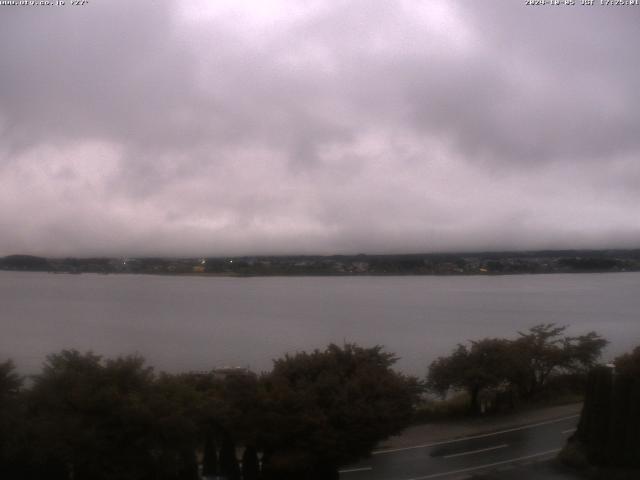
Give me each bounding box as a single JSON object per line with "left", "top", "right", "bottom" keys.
{"left": 1, "top": 324, "right": 628, "bottom": 479}
{"left": 2, "top": 249, "right": 640, "bottom": 276}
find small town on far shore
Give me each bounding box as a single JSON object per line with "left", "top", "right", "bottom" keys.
{"left": 2, "top": 249, "right": 640, "bottom": 276}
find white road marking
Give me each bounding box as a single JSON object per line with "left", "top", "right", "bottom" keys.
{"left": 405, "top": 448, "right": 561, "bottom": 480}
{"left": 372, "top": 414, "right": 579, "bottom": 455}
{"left": 442, "top": 443, "right": 508, "bottom": 459}
{"left": 338, "top": 466, "right": 373, "bottom": 474}
{"left": 561, "top": 428, "right": 577, "bottom": 434}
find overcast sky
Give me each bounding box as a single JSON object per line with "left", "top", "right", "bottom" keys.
{"left": 1, "top": 0, "right": 639, "bottom": 257}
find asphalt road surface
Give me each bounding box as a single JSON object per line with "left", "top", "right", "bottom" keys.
{"left": 339, "top": 415, "right": 579, "bottom": 480}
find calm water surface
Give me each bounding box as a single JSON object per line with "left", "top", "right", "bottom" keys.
{"left": 1, "top": 271, "right": 639, "bottom": 375}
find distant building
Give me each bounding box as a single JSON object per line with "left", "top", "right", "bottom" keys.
{"left": 211, "top": 367, "right": 254, "bottom": 381}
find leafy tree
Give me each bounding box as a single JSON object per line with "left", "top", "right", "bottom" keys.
{"left": 0, "top": 360, "right": 22, "bottom": 399}
{"left": 509, "top": 324, "right": 607, "bottom": 399}
{"left": 428, "top": 325, "right": 608, "bottom": 411}
{"left": 427, "top": 339, "right": 512, "bottom": 413}
{"left": 612, "top": 345, "right": 640, "bottom": 378}
{"left": 0, "top": 360, "right": 25, "bottom": 479}
{"left": 259, "top": 343, "right": 419, "bottom": 478}
{"left": 1, "top": 344, "right": 418, "bottom": 479}
{"left": 213, "top": 373, "right": 262, "bottom": 446}
{"left": 24, "top": 351, "right": 202, "bottom": 480}
{"left": 145, "top": 374, "right": 202, "bottom": 480}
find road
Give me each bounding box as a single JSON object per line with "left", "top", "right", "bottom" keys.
{"left": 339, "top": 415, "right": 579, "bottom": 480}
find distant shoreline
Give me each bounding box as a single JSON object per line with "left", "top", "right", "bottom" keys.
{"left": 40, "top": 270, "right": 640, "bottom": 278}
{"left": 2, "top": 249, "right": 640, "bottom": 277}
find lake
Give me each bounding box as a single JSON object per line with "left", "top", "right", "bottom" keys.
{"left": 1, "top": 271, "right": 639, "bottom": 376}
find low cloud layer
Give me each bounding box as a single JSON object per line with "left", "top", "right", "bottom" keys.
{"left": 1, "top": 0, "right": 639, "bottom": 256}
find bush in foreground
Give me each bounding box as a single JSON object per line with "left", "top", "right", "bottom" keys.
{"left": 0, "top": 344, "right": 419, "bottom": 479}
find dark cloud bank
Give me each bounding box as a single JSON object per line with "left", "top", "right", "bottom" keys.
{"left": 1, "top": 0, "right": 639, "bottom": 257}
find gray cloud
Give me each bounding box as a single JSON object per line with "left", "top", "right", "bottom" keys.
{"left": 1, "top": 0, "right": 639, "bottom": 256}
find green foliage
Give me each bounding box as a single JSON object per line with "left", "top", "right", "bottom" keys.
{"left": 0, "top": 343, "right": 418, "bottom": 479}
{"left": 259, "top": 343, "right": 419, "bottom": 476}
{"left": 428, "top": 339, "right": 512, "bottom": 413}
{"left": 427, "top": 324, "right": 607, "bottom": 413}
{"left": 20, "top": 350, "right": 202, "bottom": 480}
{"left": 0, "top": 360, "right": 26, "bottom": 479}
{"left": 613, "top": 346, "right": 640, "bottom": 378}
{"left": 412, "top": 393, "right": 471, "bottom": 423}
{"left": 0, "top": 360, "right": 22, "bottom": 399}
{"left": 509, "top": 324, "right": 607, "bottom": 399}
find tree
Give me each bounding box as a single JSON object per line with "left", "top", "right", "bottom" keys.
{"left": 427, "top": 325, "right": 608, "bottom": 412}
{"left": 0, "top": 360, "right": 21, "bottom": 399}
{"left": 573, "top": 345, "right": 640, "bottom": 468}
{"left": 259, "top": 343, "right": 419, "bottom": 478}
{"left": 219, "top": 433, "right": 240, "bottom": 480}
{"left": 146, "top": 374, "right": 202, "bottom": 480}
{"left": 0, "top": 360, "right": 25, "bottom": 479}
{"left": 241, "top": 445, "right": 260, "bottom": 480}
{"left": 201, "top": 431, "right": 218, "bottom": 477}
{"left": 25, "top": 350, "right": 202, "bottom": 480}
{"left": 427, "top": 339, "right": 512, "bottom": 414}
{"left": 611, "top": 345, "right": 640, "bottom": 378}
{"left": 509, "top": 324, "right": 607, "bottom": 399}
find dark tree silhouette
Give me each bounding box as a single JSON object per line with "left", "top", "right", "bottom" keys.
{"left": 219, "top": 433, "right": 240, "bottom": 480}
{"left": 428, "top": 324, "right": 608, "bottom": 412}
{"left": 241, "top": 445, "right": 260, "bottom": 480}
{"left": 428, "top": 338, "right": 512, "bottom": 414}
{"left": 259, "top": 343, "right": 418, "bottom": 477}
{"left": 573, "top": 346, "right": 640, "bottom": 468}
{"left": 201, "top": 431, "right": 218, "bottom": 477}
